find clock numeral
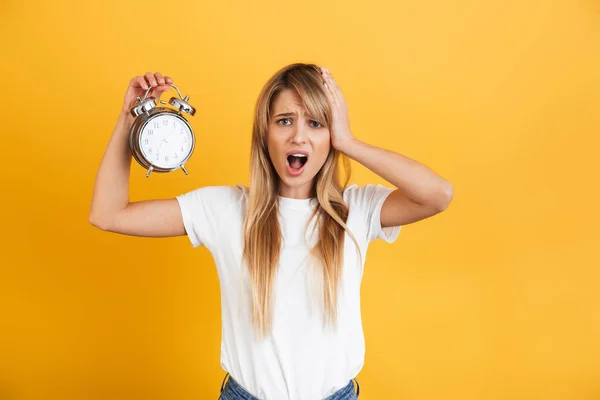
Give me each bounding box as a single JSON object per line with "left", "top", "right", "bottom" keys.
{"left": 180, "top": 147, "right": 184, "bottom": 152}
{"left": 163, "top": 120, "right": 168, "bottom": 126}
{"left": 148, "top": 148, "right": 153, "bottom": 154}
{"left": 153, "top": 122, "right": 160, "bottom": 129}
{"left": 148, "top": 129, "right": 153, "bottom": 135}
{"left": 144, "top": 138, "right": 149, "bottom": 144}
{"left": 174, "top": 153, "right": 178, "bottom": 159}
{"left": 165, "top": 156, "right": 169, "bottom": 162}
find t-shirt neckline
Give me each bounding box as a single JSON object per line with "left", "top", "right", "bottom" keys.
{"left": 278, "top": 195, "right": 317, "bottom": 210}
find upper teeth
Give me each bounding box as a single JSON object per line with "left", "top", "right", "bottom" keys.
{"left": 291, "top": 154, "right": 307, "bottom": 157}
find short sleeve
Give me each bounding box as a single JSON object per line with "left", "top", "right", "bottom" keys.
{"left": 175, "top": 185, "right": 243, "bottom": 249}
{"left": 343, "top": 184, "right": 402, "bottom": 243}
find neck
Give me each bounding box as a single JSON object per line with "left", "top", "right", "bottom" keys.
{"left": 278, "top": 180, "right": 315, "bottom": 199}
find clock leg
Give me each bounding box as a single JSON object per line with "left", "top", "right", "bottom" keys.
{"left": 146, "top": 165, "right": 154, "bottom": 178}
{"left": 180, "top": 165, "right": 189, "bottom": 175}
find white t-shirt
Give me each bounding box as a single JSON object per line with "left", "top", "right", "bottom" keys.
{"left": 176, "top": 183, "right": 401, "bottom": 400}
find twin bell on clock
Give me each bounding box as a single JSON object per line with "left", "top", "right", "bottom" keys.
{"left": 129, "top": 84, "right": 196, "bottom": 177}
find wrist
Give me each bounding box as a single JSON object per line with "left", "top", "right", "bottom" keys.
{"left": 119, "top": 108, "right": 136, "bottom": 125}
{"left": 120, "top": 107, "right": 133, "bottom": 118}
{"left": 334, "top": 136, "right": 358, "bottom": 155}
{"left": 115, "top": 109, "right": 135, "bottom": 136}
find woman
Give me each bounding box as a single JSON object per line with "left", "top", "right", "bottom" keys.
{"left": 89, "top": 63, "right": 453, "bottom": 400}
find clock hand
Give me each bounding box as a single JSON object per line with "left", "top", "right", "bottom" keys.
{"left": 156, "top": 123, "right": 178, "bottom": 159}
{"left": 156, "top": 142, "right": 166, "bottom": 160}
{"left": 165, "top": 124, "right": 178, "bottom": 142}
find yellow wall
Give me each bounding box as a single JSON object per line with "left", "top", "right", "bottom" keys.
{"left": 1, "top": 0, "right": 599, "bottom": 399}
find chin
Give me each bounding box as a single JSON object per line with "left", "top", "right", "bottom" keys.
{"left": 281, "top": 176, "right": 312, "bottom": 187}
{"left": 279, "top": 167, "right": 315, "bottom": 186}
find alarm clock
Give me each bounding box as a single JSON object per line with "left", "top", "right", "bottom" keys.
{"left": 129, "top": 84, "right": 196, "bottom": 177}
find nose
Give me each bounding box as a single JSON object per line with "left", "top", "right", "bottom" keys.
{"left": 291, "top": 124, "right": 308, "bottom": 145}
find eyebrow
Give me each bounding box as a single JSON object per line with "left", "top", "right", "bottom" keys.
{"left": 273, "top": 111, "right": 319, "bottom": 120}
{"left": 273, "top": 112, "right": 297, "bottom": 118}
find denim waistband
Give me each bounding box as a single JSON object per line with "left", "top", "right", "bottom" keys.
{"left": 220, "top": 372, "right": 360, "bottom": 399}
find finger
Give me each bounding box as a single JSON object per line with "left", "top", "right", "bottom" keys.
{"left": 154, "top": 72, "right": 165, "bottom": 85}
{"left": 136, "top": 76, "right": 149, "bottom": 90}
{"left": 320, "top": 67, "right": 331, "bottom": 90}
{"left": 154, "top": 83, "right": 172, "bottom": 99}
{"left": 323, "top": 68, "right": 339, "bottom": 93}
{"left": 144, "top": 72, "right": 157, "bottom": 87}
{"left": 164, "top": 76, "right": 173, "bottom": 85}
{"left": 130, "top": 76, "right": 145, "bottom": 89}
{"left": 155, "top": 85, "right": 171, "bottom": 97}
{"left": 323, "top": 68, "right": 343, "bottom": 103}
{"left": 322, "top": 79, "right": 333, "bottom": 99}
{"left": 320, "top": 68, "right": 337, "bottom": 104}
{"left": 320, "top": 66, "right": 328, "bottom": 86}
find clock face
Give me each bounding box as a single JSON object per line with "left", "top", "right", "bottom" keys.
{"left": 140, "top": 114, "right": 194, "bottom": 169}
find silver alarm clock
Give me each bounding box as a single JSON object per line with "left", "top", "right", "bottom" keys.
{"left": 129, "top": 84, "right": 196, "bottom": 177}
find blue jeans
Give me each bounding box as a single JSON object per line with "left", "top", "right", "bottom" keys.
{"left": 219, "top": 372, "right": 360, "bottom": 400}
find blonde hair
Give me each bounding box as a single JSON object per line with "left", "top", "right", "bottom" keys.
{"left": 242, "top": 63, "right": 361, "bottom": 341}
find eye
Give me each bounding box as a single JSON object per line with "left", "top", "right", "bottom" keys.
{"left": 276, "top": 118, "right": 323, "bottom": 128}
{"left": 276, "top": 118, "right": 292, "bottom": 126}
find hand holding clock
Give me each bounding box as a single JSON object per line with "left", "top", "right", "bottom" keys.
{"left": 122, "top": 72, "right": 174, "bottom": 115}
{"left": 124, "top": 71, "right": 195, "bottom": 175}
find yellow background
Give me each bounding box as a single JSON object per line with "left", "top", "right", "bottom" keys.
{"left": 1, "top": 0, "right": 599, "bottom": 399}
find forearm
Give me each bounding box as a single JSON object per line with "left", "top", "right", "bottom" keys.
{"left": 89, "top": 110, "right": 136, "bottom": 223}
{"left": 339, "top": 138, "right": 453, "bottom": 207}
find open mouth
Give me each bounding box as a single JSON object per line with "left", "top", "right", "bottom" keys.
{"left": 287, "top": 154, "right": 308, "bottom": 170}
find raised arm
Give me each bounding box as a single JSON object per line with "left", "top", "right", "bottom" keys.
{"left": 88, "top": 72, "right": 187, "bottom": 238}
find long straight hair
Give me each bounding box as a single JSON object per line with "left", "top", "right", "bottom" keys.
{"left": 242, "top": 63, "right": 361, "bottom": 341}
